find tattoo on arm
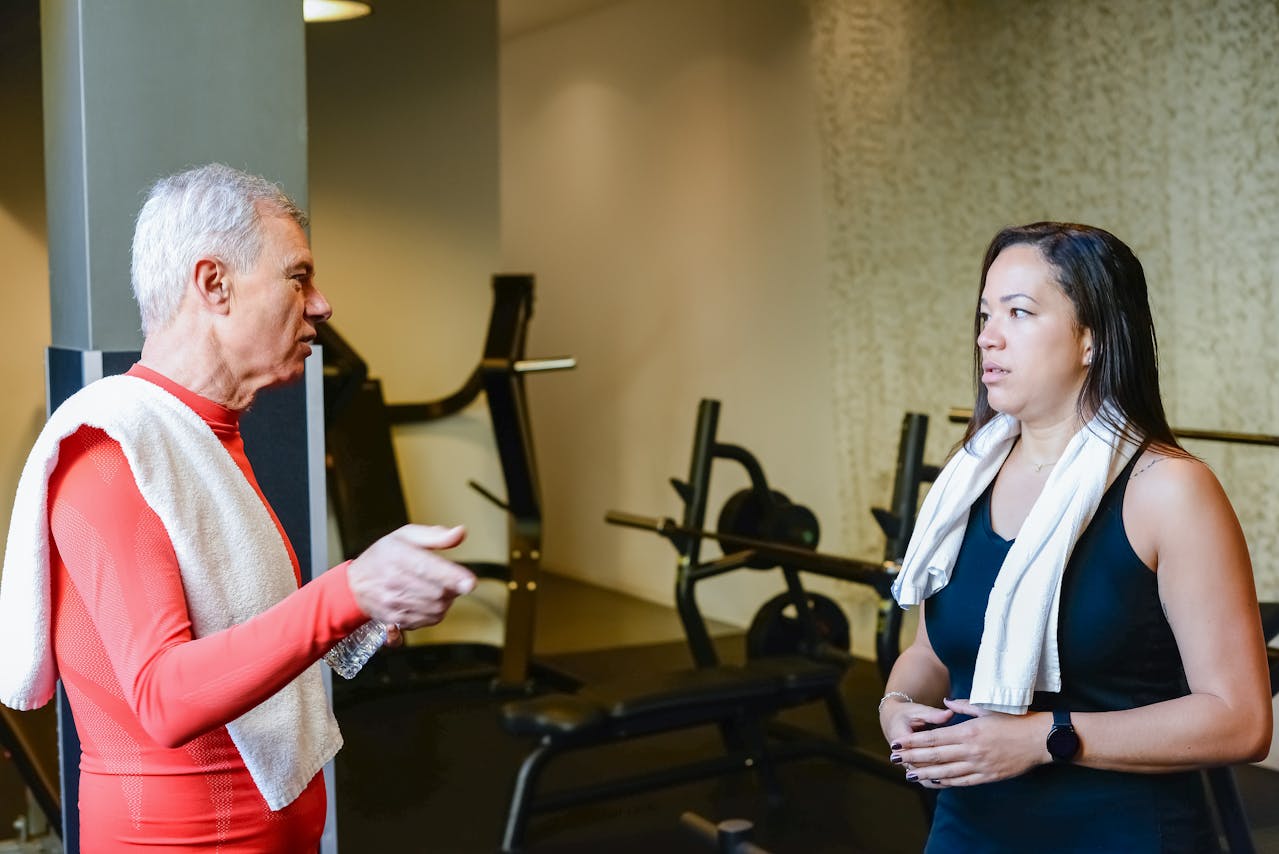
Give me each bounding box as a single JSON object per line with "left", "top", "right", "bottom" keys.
{"left": 1131, "top": 456, "right": 1165, "bottom": 479}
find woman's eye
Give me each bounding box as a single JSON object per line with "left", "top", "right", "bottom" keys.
{"left": 978, "top": 312, "right": 990, "bottom": 326}
{"left": 1010, "top": 307, "right": 1030, "bottom": 318}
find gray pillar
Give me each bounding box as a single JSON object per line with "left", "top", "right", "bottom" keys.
{"left": 42, "top": 0, "right": 308, "bottom": 350}
{"left": 39, "top": 2, "right": 330, "bottom": 851}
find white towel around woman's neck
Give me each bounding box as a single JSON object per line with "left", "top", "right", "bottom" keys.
{"left": 0, "top": 375, "right": 341, "bottom": 810}
{"left": 892, "top": 405, "right": 1139, "bottom": 714}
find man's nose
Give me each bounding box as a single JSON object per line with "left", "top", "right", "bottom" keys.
{"left": 307, "top": 287, "right": 333, "bottom": 323}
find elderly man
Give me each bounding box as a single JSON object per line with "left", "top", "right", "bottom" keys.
{"left": 0, "top": 163, "right": 475, "bottom": 851}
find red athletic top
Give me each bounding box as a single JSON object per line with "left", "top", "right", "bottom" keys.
{"left": 47, "top": 364, "right": 368, "bottom": 852}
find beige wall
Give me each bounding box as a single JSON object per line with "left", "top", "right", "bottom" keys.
{"left": 812, "top": 0, "right": 1279, "bottom": 596}
{"left": 501, "top": 0, "right": 861, "bottom": 635}
{"left": 808, "top": 0, "right": 1279, "bottom": 764}
{"left": 0, "top": 6, "right": 52, "bottom": 559}
{"left": 306, "top": 0, "right": 506, "bottom": 566}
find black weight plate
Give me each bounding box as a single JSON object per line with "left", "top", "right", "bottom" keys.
{"left": 716, "top": 488, "right": 792, "bottom": 569}
{"left": 746, "top": 592, "right": 851, "bottom": 660}
{"left": 772, "top": 502, "right": 820, "bottom": 551}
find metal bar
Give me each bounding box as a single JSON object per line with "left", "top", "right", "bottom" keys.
{"left": 677, "top": 400, "right": 722, "bottom": 667}
{"left": 713, "top": 443, "right": 771, "bottom": 494}
{"left": 385, "top": 369, "right": 483, "bottom": 424}
{"left": 887, "top": 413, "right": 929, "bottom": 561}
{"left": 530, "top": 753, "right": 751, "bottom": 814}
{"left": 467, "top": 479, "right": 510, "bottom": 512}
{"left": 947, "top": 407, "right": 1279, "bottom": 448}
{"left": 497, "top": 524, "right": 538, "bottom": 691}
{"left": 686, "top": 551, "right": 760, "bottom": 581}
{"left": 606, "top": 510, "right": 897, "bottom": 597}
{"left": 513, "top": 357, "right": 576, "bottom": 373}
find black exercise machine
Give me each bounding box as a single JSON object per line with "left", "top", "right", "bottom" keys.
{"left": 679, "top": 812, "right": 772, "bottom": 854}
{"left": 0, "top": 703, "right": 60, "bottom": 842}
{"left": 320, "top": 273, "right": 574, "bottom": 692}
{"left": 496, "top": 399, "right": 913, "bottom": 852}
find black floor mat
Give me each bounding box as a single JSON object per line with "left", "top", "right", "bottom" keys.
{"left": 332, "top": 639, "right": 1279, "bottom": 853}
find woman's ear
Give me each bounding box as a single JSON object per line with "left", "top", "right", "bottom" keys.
{"left": 193, "top": 258, "right": 231, "bottom": 315}
{"left": 1082, "top": 328, "right": 1095, "bottom": 367}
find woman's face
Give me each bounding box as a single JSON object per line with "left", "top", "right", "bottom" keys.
{"left": 977, "top": 244, "right": 1093, "bottom": 426}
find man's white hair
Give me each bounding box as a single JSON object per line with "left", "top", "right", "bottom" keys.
{"left": 130, "top": 163, "right": 307, "bottom": 336}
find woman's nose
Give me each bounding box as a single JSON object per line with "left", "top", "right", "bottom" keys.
{"left": 977, "top": 320, "right": 1000, "bottom": 349}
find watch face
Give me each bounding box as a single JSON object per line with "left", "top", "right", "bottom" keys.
{"left": 1047, "top": 725, "right": 1080, "bottom": 761}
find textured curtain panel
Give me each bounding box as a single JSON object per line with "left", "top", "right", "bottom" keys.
{"left": 808, "top": 0, "right": 1279, "bottom": 596}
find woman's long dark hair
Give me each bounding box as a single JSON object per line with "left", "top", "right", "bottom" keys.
{"left": 961, "top": 222, "right": 1181, "bottom": 453}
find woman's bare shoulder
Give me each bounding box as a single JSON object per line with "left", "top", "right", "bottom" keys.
{"left": 1123, "top": 445, "right": 1241, "bottom": 569}
{"left": 1125, "top": 445, "right": 1216, "bottom": 495}
{"left": 1130, "top": 447, "right": 1227, "bottom": 506}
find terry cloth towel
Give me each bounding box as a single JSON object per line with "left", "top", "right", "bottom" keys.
{"left": 892, "top": 405, "right": 1139, "bottom": 714}
{"left": 0, "top": 374, "right": 341, "bottom": 810}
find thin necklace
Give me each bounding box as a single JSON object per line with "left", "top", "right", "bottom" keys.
{"left": 1031, "top": 458, "right": 1059, "bottom": 473}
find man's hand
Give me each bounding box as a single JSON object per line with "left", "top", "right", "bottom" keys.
{"left": 346, "top": 524, "right": 476, "bottom": 630}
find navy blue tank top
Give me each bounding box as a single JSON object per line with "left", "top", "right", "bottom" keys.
{"left": 923, "top": 455, "right": 1218, "bottom": 853}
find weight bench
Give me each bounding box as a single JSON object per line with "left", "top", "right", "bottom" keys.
{"left": 499, "top": 656, "right": 876, "bottom": 852}
{"left": 498, "top": 399, "right": 905, "bottom": 851}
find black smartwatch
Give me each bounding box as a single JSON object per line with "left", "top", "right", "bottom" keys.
{"left": 1046, "top": 708, "right": 1080, "bottom": 763}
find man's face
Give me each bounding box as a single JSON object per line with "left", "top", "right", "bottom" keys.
{"left": 220, "top": 209, "right": 331, "bottom": 392}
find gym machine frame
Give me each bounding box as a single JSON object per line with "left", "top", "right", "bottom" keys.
{"left": 497, "top": 399, "right": 914, "bottom": 851}
{"left": 611, "top": 407, "right": 938, "bottom": 685}
{"left": 321, "top": 274, "right": 573, "bottom": 691}
{"left": 0, "top": 705, "right": 60, "bottom": 841}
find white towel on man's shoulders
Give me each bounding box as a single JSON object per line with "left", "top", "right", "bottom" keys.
{"left": 892, "top": 405, "right": 1139, "bottom": 714}
{"left": 0, "top": 374, "right": 341, "bottom": 810}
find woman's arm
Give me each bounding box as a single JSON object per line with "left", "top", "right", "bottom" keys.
{"left": 879, "top": 603, "right": 955, "bottom": 748}
{"left": 894, "top": 453, "right": 1272, "bottom": 785}
{"left": 1071, "top": 454, "right": 1272, "bottom": 770}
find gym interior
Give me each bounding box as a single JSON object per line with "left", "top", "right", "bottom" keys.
{"left": 2, "top": 1, "right": 1279, "bottom": 852}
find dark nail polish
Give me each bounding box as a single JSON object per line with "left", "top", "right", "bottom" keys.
{"left": 890, "top": 754, "right": 903, "bottom": 765}
{"left": 890, "top": 742, "right": 902, "bottom": 750}
{"left": 905, "top": 772, "right": 919, "bottom": 782}
{"left": 930, "top": 779, "right": 941, "bottom": 784}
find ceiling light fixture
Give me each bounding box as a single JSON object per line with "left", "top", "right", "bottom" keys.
{"left": 303, "top": 1, "right": 372, "bottom": 23}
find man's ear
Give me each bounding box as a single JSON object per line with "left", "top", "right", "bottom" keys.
{"left": 193, "top": 258, "right": 230, "bottom": 315}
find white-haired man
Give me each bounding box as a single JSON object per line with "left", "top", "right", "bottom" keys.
{"left": 0, "top": 163, "right": 474, "bottom": 851}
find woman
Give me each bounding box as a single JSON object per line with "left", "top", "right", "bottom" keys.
{"left": 880, "top": 222, "right": 1272, "bottom": 852}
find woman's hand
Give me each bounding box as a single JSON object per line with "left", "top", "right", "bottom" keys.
{"left": 891, "top": 699, "right": 1050, "bottom": 788}
{"left": 881, "top": 697, "right": 954, "bottom": 765}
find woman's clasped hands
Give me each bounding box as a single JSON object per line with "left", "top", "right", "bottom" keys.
{"left": 887, "top": 698, "right": 1051, "bottom": 789}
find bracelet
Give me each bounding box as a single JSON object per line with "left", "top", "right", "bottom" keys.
{"left": 878, "top": 691, "right": 914, "bottom": 714}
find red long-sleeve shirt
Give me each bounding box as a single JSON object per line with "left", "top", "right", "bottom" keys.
{"left": 48, "top": 365, "right": 367, "bottom": 851}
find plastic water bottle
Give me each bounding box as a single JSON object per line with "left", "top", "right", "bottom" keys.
{"left": 324, "top": 619, "right": 388, "bottom": 679}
